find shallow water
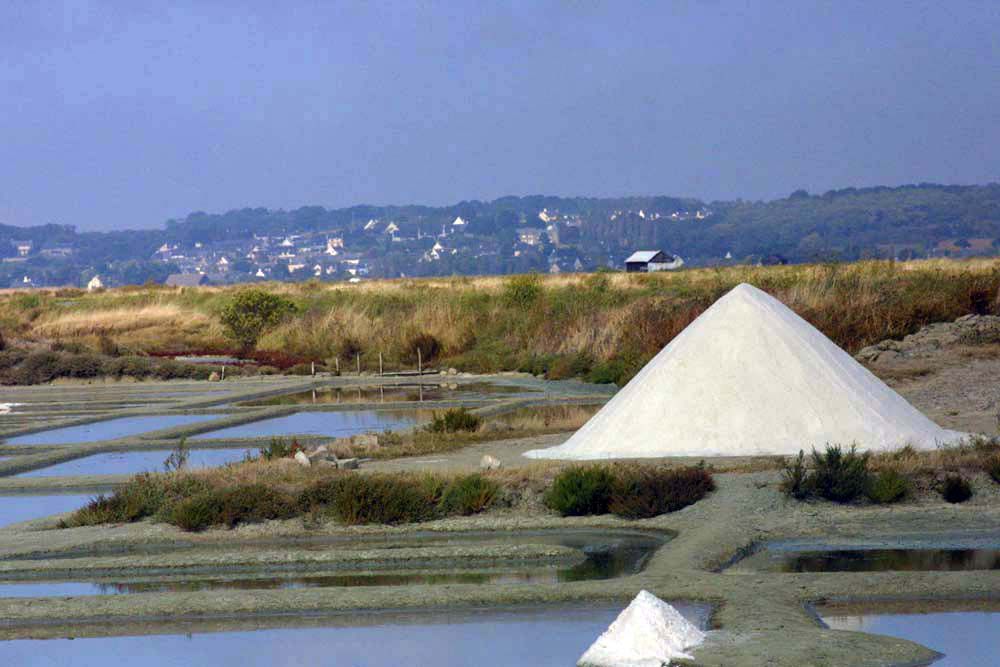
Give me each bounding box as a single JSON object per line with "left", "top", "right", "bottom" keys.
{"left": 16, "top": 449, "right": 248, "bottom": 478}
{"left": 0, "top": 529, "right": 663, "bottom": 596}
{"left": 4, "top": 415, "right": 223, "bottom": 445}
{"left": 0, "top": 603, "right": 710, "bottom": 666}
{"left": 191, "top": 409, "right": 433, "bottom": 439}
{"left": 242, "top": 383, "right": 533, "bottom": 406}
{"left": 741, "top": 548, "right": 1000, "bottom": 573}
{"left": 824, "top": 609, "right": 999, "bottom": 666}
{"left": 0, "top": 493, "right": 105, "bottom": 527}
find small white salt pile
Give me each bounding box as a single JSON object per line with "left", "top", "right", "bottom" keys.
{"left": 578, "top": 590, "right": 705, "bottom": 667}
{"left": 527, "top": 283, "right": 965, "bottom": 459}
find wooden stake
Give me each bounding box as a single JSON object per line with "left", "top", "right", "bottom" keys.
{"left": 379, "top": 352, "right": 383, "bottom": 376}
{"left": 356, "top": 352, "right": 361, "bottom": 375}
{"left": 417, "top": 348, "right": 422, "bottom": 375}
{"left": 311, "top": 361, "right": 315, "bottom": 376}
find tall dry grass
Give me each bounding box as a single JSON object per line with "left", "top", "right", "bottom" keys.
{"left": 2, "top": 259, "right": 998, "bottom": 379}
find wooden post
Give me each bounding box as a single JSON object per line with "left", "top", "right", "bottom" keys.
{"left": 311, "top": 361, "right": 315, "bottom": 376}
{"left": 417, "top": 348, "right": 422, "bottom": 375}
{"left": 221, "top": 365, "right": 225, "bottom": 381}
{"left": 379, "top": 352, "right": 383, "bottom": 376}
{"left": 356, "top": 352, "right": 361, "bottom": 375}
{"left": 335, "top": 357, "right": 340, "bottom": 375}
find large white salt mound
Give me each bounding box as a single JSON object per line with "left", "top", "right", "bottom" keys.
{"left": 578, "top": 590, "right": 705, "bottom": 667}
{"left": 527, "top": 283, "right": 964, "bottom": 459}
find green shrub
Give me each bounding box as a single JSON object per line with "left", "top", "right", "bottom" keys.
{"left": 867, "top": 469, "right": 911, "bottom": 504}
{"left": 439, "top": 474, "right": 500, "bottom": 516}
{"left": 544, "top": 466, "right": 615, "bottom": 516}
{"left": 609, "top": 465, "right": 715, "bottom": 519}
{"left": 64, "top": 473, "right": 219, "bottom": 528}
{"left": 219, "top": 289, "right": 297, "bottom": 351}
{"left": 426, "top": 408, "right": 482, "bottom": 433}
{"left": 11, "top": 351, "right": 62, "bottom": 384}
{"left": 60, "top": 353, "right": 104, "bottom": 378}
{"left": 296, "top": 477, "right": 343, "bottom": 511}
{"left": 214, "top": 484, "right": 297, "bottom": 528}
{"left": 941, "top": 475, "right": 973, "bottom": 503}
{"left": 169, "top": 492, "right": 223, "bottom": 531}
{"left": 330, "top": 474, "right": 440, "bottom": 525}
{"left": 809, "top": 444, "right": 871, "bottom": 503}
{"left": 587, "top": 359, "right": 630, "bottom": 385}
{"left": 98, "top": 335, "right": 120, "bottom": 357}
{"left": 780, "top": 451, "right": 811, "bottom": 500}
{"left": 406, "top": 332, "right": 442, "bottom": 364}
{"left": 502, "top": 274, "right": 542, "bottom": 308}
{"left": 984, "top": 455, "right": 1000, "bottom": 484}
{"left": 259, "top": 437, "right": 301, "bottom": 461}
{"left": 168, "top": 484, "right": 296, "bottom": 531}
{"left": 104, "top": 356, "right": 155, "bottom": 379}
{"left": 517, "top": 353, "right": 556, "bottom": 377}
{"left": 546, "top": 352, "right": 594, "bottom": 380}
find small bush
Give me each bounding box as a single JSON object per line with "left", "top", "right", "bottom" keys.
{"left": 219, "top": 289, "right": 297, "bottom": 351}
{"left": 214, "top": 484, "right": 297, "bottom": 528}
{"left": 809, "top": 444, "right": 871, "bottom": 503}
{"left": 439, "top": 474, "right": 500, "bottom": 516}
{"left": 780, "top": 451, "right": 811, "bottom": 500}
{"left": 259, "top": 437, "right": 301, "bottom": 461}
{"left": 546, "top": 352, "right": 594, "bottom": 380}
{"left": 169, "top": 484, "right": 297, "bottom": 531}
{"left": 169, "top": 492, "right": 223, "bottom": 531}
{"left": 984, "top": 454, "right": 1000, "bottom": 484}
{"left": 517, "top": 353, "right": 556, "bottom": 377}
{"left": 406, "top": 332, "right": 442, "bottom": 364}
{"left": 867, "top": 469, "right": 911, "bottom": 504}
{"left": 941, "top": 475, "right": 973, "bottom": 504}
{"left": 98, "top": 335, "right": 120, "bottom": 357}
{"left": 609, "top": 465, "right": 715, "bottom": 519}
{"left": 330, "top": 474, "right": 440, "bottom": 525}
{"left": 296, "top": 477, "right": 343, "bottom": 511}
{"left": 62, "top": 473, "right": 201, "bottom": 527}
{"left": 587, "top": 359, "right": 630, "bottom": 385}
{"left": 426, "top": 408, "right": 482, "bottom": 433}
{"left": 502, "top": 274, "right": 542, "bottom": 307}
{"left": 544, "top": 466, "right": 615, "bottom": 516}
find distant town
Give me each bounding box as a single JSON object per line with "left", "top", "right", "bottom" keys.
{"left": 2, "top": 184, "right": 999, "bottom": 289}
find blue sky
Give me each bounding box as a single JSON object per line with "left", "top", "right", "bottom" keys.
{"left": 2, "top": 1, "right": 998, "bottom": 230}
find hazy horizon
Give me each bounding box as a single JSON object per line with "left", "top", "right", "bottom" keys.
{"left": 3, "top": 2, "right": 999, "bottom": 231}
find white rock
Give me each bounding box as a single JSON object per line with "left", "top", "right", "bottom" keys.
{"left": 480, "top": 454, "right": 502, "bottom": 470}
{"left": 578, "top": 590, "right": 705, "bottom": 667}
{"left": 294, "top": 451, "right": 311, "bottom": 467}
{"left": 526, "top": 283, "right": 965, "bottom": 459}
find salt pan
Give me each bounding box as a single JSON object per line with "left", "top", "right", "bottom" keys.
{"left": 578, "top": 590, "right": 705, "bottom": 667}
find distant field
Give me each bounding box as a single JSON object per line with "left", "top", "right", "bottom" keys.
{"left": 2, "top": 259, "right": 998, "bottom": 385}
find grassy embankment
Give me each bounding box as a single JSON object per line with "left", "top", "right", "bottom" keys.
{"left": 1, "top": 259, "right": 998, "bottom": 384}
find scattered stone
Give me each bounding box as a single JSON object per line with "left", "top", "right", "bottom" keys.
{"left": 294, "top": 451, "right": 311, "bottom": 467}
{"left": 208, "top": 371, "right": 221, "bottom": 382}
{"left": 857, "top": 314, "right": 1000, "bottom": 362}
{"left": 480, "top": 454, "right": 503, "bottom": 471}
{"left": 447, "top": 367, "right": 458, "bottom": 375}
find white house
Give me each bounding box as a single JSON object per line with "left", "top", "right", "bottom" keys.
{"left": 87, "top": 275, "right": 104, "bottom": 291}
{"left": 452, "top": 216, "right": 467, "bottom": 228}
